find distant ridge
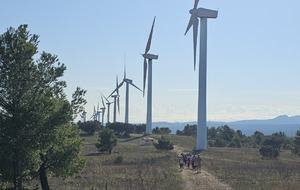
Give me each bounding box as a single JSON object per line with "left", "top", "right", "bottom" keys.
{"left": 153, "top": 115, "right": 300, "bottom": 137}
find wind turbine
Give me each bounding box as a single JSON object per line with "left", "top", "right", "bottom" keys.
{"left": 89, "top": 105, "right": 98, "bottom": 121}
{"left": 185, "top": 0, "right": 218, "bottom": 150}
{"left": 96, "top": 103, "right": 101, "bottom": 122}
{"left": 100, "top": 96, "right": 106, "bottom": 126}
{"left": 109, "top": 76, "right": 120, "bottom": 123}
{"left": 142, "top": 17, "right": 159, "bottom": 135}
{"left": 101, "top": 92, "right": 113, "bottom": 123}
{"left": 111, "top": 61, "right": 142, "bottom": 123}
{"left": 79, "top": 108, "right": 87, "bottom": 122}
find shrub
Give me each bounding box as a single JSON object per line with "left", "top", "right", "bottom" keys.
{"left": 214, "top": 138, "right": 227, "bottom": 147}
{"left": 78, "top": 120, "right": 101, "bottom": 135}
{"left": 153, "top": 136, "right": 174, "bottom": 150}
{"left": 259, "top": 145, "right": 279, "bottom": 159}
{"left": 95, "top": 128, "right": 117, "bottom": 154}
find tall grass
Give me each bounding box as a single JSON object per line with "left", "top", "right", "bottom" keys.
{"left": 47, "top": 134, "right": 183, "bottom": 190}
{"left": 21, "top": 134, "right": 300, "bottom": 190}
{"left": 162, "top": 134, "right": 300, "bottom": 190}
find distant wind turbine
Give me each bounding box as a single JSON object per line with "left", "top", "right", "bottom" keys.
{"left": 89, "top": 105, "right": 98, "bottom": 121}
{"left": 100, "top": 92, "right": 113, "bottom": 123}
{"left": 142, "top": 17, "right": 159, "bottom": 135}
{"left": 110, "top": 60, "right": 142, "bottom": 123}
{"left": 79, "top": 108, "right": 87, "bottom": 122}
{"left": 109, "top": 76, "right": 120, "bottom": 123}
{"left": 100, "top": 96, "right": 106, "bottom": 126}
{"left": 185, "top": 0, "right": 218, "bottom": 150}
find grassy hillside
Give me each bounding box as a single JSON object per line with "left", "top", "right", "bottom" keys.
{"left": 46, "top": 134, "right": 183, "bottom": 190}
{"left": 24, "top": 133, "right": 300, "bottom": 190}
{"left": 165, "top": 134, "right": 300, "bottom": 190}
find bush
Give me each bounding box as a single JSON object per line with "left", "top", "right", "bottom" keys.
{"left": 78, "top": 120, "right": 101, "bottom": 135}
{"left": 214, "top": 138, "right": 227, "bottom": 147}
{"left": 95, "top": 128, "right": 117, "bottom": 154}
{"left": 152, "top": 127, "right": 171, "bottom": 134}
{"left": 153, "top": 136, "right": 174, "bottom": 150}
{"left": 113, "top": 156, "right": 124, "bottom": 164}
{"left": 259, "top": 145, "right": 279, "bottom": 159}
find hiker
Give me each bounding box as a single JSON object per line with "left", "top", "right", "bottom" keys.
{"left": 196, "top": 155, "right": 203, "bottom": 173}
{"left": 191, "top": 155, "right": 196, "bottom": 170}
{"left": 179, "top": 154, "right": 184, "bottom": 170}
{"left": 187, "top": 154, "right": 191, "bottom": 169}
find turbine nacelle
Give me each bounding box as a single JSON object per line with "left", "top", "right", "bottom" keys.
{"left": 124, "top": 78, "right": 133, "bottom": 83}
{"left": 189, "top": 8, "right": 218, "bottom": 18}
{"left": 142, "top": 53, "right": 159, "bottom": 60}
{"left": 197, "top": 8, "right": 218, "bottom": 18}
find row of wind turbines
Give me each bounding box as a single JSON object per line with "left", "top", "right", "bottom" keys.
{"left": 80, "top": 0, "right": 218, "bottom": 150}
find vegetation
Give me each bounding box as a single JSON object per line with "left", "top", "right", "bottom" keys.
{"left": 95, "top": 128, "right": 118, "bottom": 154}
{"left": 292, "top": 129, "right": 300, "bottom": 157}
{"left": 0, "top": 25, "right": 86, "bottom": 190}
{"left": 78, "top": 120, "right": 101, "bottom": 135}
{"left": 153, "top": 135, "right": 174, "bottom": 150}
{"left": 152, "top": 127, "right": 171, "bottom": 134}
{"left": 106, "top": 122, "right": 146, "bottom": 135}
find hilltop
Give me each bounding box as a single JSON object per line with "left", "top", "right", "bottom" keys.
{"left": 153, "top": 115, "right": 300, "bottom": 136}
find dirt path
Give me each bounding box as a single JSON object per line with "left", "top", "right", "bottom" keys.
{"left": 172, "top": 146, "right": 232, "bottom": 190}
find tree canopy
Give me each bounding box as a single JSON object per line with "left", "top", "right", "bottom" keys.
{"left": 0, "top": 25, "right": 86, "bottom": 190}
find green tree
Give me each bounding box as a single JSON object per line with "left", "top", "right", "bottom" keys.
{"left": 208, "top": 127, "right": 218, "bottom": 139}
{"left": 176, "top": 124, "right": 197, "bottom": 136}
{"left": 96, "top": 128, "right": 117, "bottom": 154}
{"left": 292, "top": 129, "right": 300, "bottom": 157}
{"left": 78, "top": 120, "right": 101, "bottom": 135}
{"left": 153, "top": 136, "right": 174, "bottom": 150}
{"left": 259, "top": 145, "right": 279, "bottom": 159}
{"left": 38, "top": 123, "right": 86, "bottom": 190}
{"left": 152, "top": 127, "right": 171, "bottom": 134}
{"left": 0, "top": 25, "right": 87, "bottom": 190}
{"left": 0, "top": 25, "right": 45, "bottom": 189}
{"left": 218, "top": 125, "right": 235, "bottom": 142}
{"left": 252, "top": 131, "right": 265, "bottom": 147}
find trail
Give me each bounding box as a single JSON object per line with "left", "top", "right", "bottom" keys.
{"left": 172, "top": 146, "right": 232, "bottom": 190}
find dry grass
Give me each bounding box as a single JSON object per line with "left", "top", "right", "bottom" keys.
{"left": 46, "top": 134, "right": 183, "bottom": 190}
{"left": 22, "top": 134, "right": 300, "bottom": 190}
{"left": 162, "top": 134, "right": 300, "bottom": 190}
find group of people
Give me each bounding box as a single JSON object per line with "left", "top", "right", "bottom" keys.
{"left": 178, "top": 153, "right": 203, "bottom": 173}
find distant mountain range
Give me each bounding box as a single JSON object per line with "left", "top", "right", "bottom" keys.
{"left": 153, "top": 115, "right": 300, "bottom": 137}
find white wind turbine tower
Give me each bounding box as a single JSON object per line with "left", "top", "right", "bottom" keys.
{"left": 110, "top": 62, "right": 142, "bottom": 123}
{"left": 109, "top": 76, "right": 120, "bottom": 123}
{"left": 101, "top": 92, "right": 113, "bottom": 123}
{"left": 90, "top": 106, "right": 98, "bottom": 121}
{"left": 80, "top": 108, "right": 87, "bottom": 122}
{"left": 100, "top": 96, "right": 106, "bottom": 126}
{"left": 185, "top": 0, "right": 218, "bottom": 150}
{"left": 96, "top": 103, "right": 101, "bottom": 122}
{"left": 142, "top": 17, "right": 159, "bottom": 135}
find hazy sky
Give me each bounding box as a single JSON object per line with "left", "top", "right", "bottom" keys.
{"left": 1, "top": 0, "right": 299, "bottom": 123}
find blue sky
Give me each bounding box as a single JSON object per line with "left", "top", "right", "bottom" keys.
{"left": 1, "top": 0, "right": 299, "bottom": 123}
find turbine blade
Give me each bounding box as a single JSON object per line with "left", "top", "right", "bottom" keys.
{"left": 184, "top": 15, "right": 193, "bottom": 35}
{"left": 124, "top": 53, "right": 126, "bottom": 79}
{"left": 143, "top": 58, "right": 147, "bottom": 96}
{"left": 117, "top": 96, "right": 120, "bottom": 113}
{"left": 116, "top": 76, "right": 119, "bottom": 96}
{"left": 193, "top": 16, "right": 199, "bottom": 70}
{"left": 118, "top": 81, "right": 125, "bottom": 90}
{"left": 130, "top": 82, "right": 142, "bottom": 92}
{"left": 145, "top": 16, "right": 156, "bottom": 54}
{"left": 194, "top": 0, "right": 199, "bottom": 9}
{"left": 108, "top": 88, "right": 118, "bottom": 98}
{"left": 101, "top": 96, "right": 106, "bottom": 108}
{"left": 100, "top": 92, "right": 109, "bottom": 102}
